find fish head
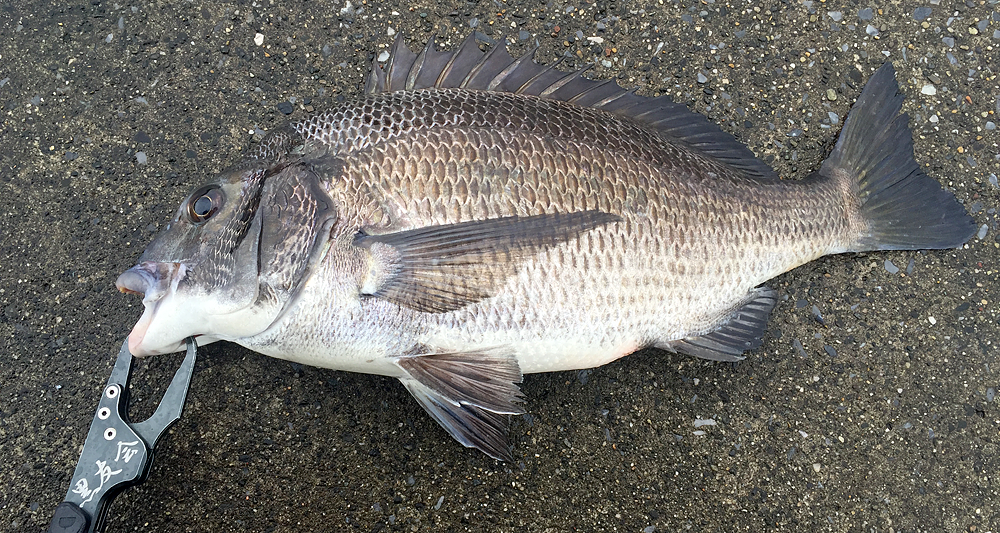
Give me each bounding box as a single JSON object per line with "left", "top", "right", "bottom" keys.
{"left": 117, "top": 139, "right": 338, "bottom": 356}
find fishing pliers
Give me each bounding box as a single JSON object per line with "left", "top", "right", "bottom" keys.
{"left": 46, "top": 338, "right": 197, "bottom": 533}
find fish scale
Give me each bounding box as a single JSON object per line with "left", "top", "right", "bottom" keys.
{"left": 118, "top": 34, "right": 976, "bottom": 460}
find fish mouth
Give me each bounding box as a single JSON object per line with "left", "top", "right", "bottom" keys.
{"left": 116, "top": 261, "right": 188, "bottom": 356}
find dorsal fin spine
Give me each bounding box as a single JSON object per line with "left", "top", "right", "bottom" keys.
{"left": 406, "top": 36, "right": 436, "bottom": 90}
{"left": 540, "top": 65, "right": 593, "bottom": 98}
{"left": 488, "top": 47, "right": 537, "bottom": 91}
{"left": 565, "top": 77, "right": 618, "bottom": 104}
{"left": 517, "top": 57, "right": 566, "bottom": 94}
{"left": 384, "top": 34, "right": 410, "bottom": 92}
{"left": 460, "top": 39, "right": 506, "bottom": 88}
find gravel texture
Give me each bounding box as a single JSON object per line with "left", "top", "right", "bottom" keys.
{"left": 2, "top": 0, "right": 998, "bottom": 531}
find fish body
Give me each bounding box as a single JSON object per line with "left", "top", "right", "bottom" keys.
{"left": 247, "top": 89, "right": 851, "bottom": 375}
{"left": 117, "top": 34, "right": 975, "bottom": 459}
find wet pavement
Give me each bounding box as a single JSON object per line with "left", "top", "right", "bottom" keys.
{"left": 2, "top": 0, "right": 998, "bottom": 531}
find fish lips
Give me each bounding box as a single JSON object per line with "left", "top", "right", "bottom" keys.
{"left": 116, "top": 261, "right": 190, "bottom": 356}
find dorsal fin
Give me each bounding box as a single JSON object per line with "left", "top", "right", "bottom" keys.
{"left": 366, "top": 33, "right": 777, "bottom": 181}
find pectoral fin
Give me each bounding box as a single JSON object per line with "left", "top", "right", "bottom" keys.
{"left": 355, "top": 211, "right": 619, "bottom": 313}
{"left": 660, "top": 287, "right": 778, "bottom": 362}
{"left": 396, "top": 347, "right": 524, "bottom": 461}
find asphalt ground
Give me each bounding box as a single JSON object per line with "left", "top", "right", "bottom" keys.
{"left": 1, "top": 0, "right": 998, "bottom": 531}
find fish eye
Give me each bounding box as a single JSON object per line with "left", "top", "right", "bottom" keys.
{"left": 187, "top": 185, "right": 225, "bottom": 223}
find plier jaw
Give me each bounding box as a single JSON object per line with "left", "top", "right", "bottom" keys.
{"left": 48, "top": 338, "right": 197, "bottom": 533}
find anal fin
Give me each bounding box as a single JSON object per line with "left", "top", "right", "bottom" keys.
{"left": 396, "top": 347, "right": 524, "bottom": 461}
{"left": 661, "top": 287, "right": 778, "bottom": 362}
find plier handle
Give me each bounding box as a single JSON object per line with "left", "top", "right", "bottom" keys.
{"left": 47, "top": 338, "right": 197, "bottom": 533}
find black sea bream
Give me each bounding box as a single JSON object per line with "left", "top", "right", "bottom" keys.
{"left": 117, "top": 34, "right": 976, "bottom": 459}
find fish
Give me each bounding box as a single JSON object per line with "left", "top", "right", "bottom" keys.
{"left": 116, "top": 33, "right": 976, "bottom": 460}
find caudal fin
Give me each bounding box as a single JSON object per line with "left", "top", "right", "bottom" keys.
{"left": 820, "top": 63, "right": 976, "bottom": 251}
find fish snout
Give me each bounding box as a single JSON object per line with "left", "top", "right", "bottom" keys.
{"left": 116, "top": 261, "right": 186, "bottom": 302}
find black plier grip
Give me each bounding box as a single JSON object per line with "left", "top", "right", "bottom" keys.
{"left": 48, "top": 338, "right": 197, "bottom": 533}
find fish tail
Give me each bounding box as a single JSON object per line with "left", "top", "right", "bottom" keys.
{"left": 820, "top": 63, "right": 975, "bottom": 252}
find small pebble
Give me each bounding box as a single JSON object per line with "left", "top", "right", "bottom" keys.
{"left": 989, "top": 173, "right": 998, "bottom": 188}
{"left": 859, "top": 8, "right": 874, "bottom": 20}
{"left": 792, "top": 338, "right": 807, "bottom": 358}
{"left": 254, "top": 33, "right": 264, "bottom": 46}
{"left": 828, "top": 11, "right": 843, "bottom": 22}
{"left": 105, "top": 33, "right": 113, "bottom": 43}
{"left": 987, "top": 387, "right": 996, "bottom": 403}
{"left": 135, "top": 152, "right": 147, "bottom": 165}
{"left": 884, "top": 259, "right": 899, "bottom": 274}
{"left": 828, "top": 111, "right": 840, "bottom": 124}
{"left": 277, "top": 102, "right": 294, "bottom": 115}
{"left": 912, "top": 7, "right": 932, "bottom": 21}
{"left": 977, "top": 224, "right": 988, "bottom": 240}
{"left": 377, "top": 50, "right": 389, "bottom": 62}
{"left": 694, "top": 418, "right": 717, "bottom": 427}
{"left": 906, "top": 258, "right": 915, "bottom": 275}
{"left": 928, "top": 316, "right": 937, "bottom": 325}
{"left": 986, "top": 122, "right": 996, "bottom": 131}
{"left": 823, "top": 345, "right": 837, "bottom": 357}
{"left": 64, "top": 151, "right": 78, "bottom": 161}
{"left": 826, "top": 88, "right": 837, "bottom": 101}
{"left": 697, "top": 72, "right": 708, "bottom": 83}
{"left": 921, "top": 84, "right": 937, "bottom": 95}
{"left": 866, "top": 24, "right": 879, "bottom": 36}
{"left": 813, "top": 463, "right": 822, "bottom": 472}
{"left": 942, "top": 36, "right": 955, "bottom": 48}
